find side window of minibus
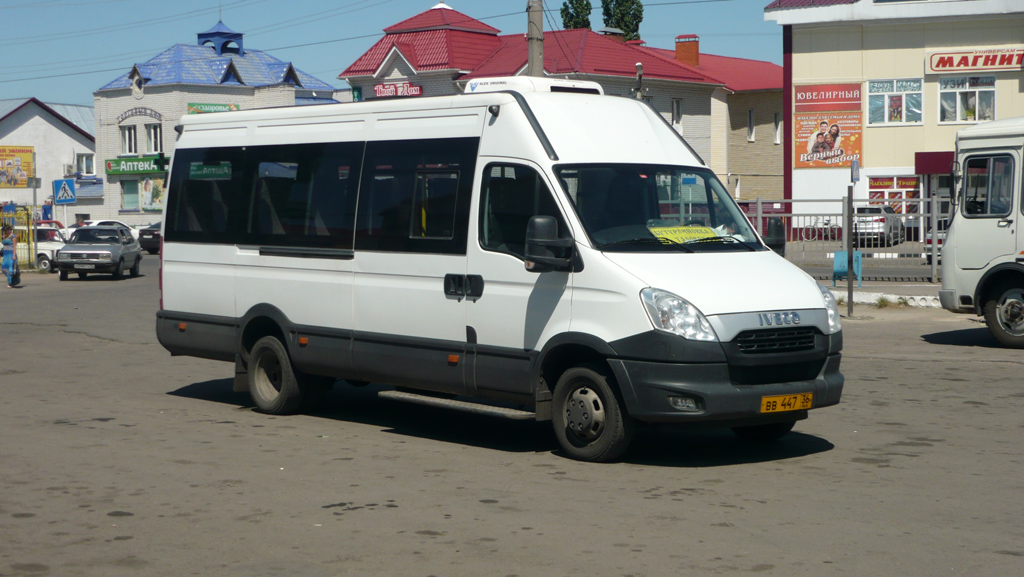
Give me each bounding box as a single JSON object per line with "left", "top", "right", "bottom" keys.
{"left": 963, "top": 155, "right": 1014, "bottom": 217}
{"left": 355, "top": 138, "right": 477, "bottom": 254}
{"left": 165, "top": 147, "right": 245, "bottom": 240}
{"left": 480, "top": 163, "right": 568, "bottom": 259}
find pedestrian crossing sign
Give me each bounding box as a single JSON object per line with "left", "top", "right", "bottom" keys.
{"left": 53, "top": 179, "right": 76, "bottom": 205}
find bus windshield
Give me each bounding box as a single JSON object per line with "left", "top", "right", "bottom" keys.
{"left": 554, "top": 164, "right": 762, "bottom": 252}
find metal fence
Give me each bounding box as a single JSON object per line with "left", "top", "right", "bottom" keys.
{"left": 737, "top": 197, "right": 946, "bottom": 282}
{"left": 2, "top": 209, "right": 40, "bottom": 268}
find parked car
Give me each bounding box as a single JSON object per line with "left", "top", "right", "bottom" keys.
{"left": 853, "top": 206, "right": 905, "bottom": 246}
{"left": 13, "top": 225, "right": 65, "bottom": 272}
{"left": 138, "top": 222, "right": 161, "bottom": 254}
{"left": 55, "top": 225, "right": 143, "bottom": 280}
{"left": 63, "top": 219, "right": 141, "bottom": 240}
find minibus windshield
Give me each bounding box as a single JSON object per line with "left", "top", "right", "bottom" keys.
{"left": 555, "top": 164, "right": 762, "bottom": 252}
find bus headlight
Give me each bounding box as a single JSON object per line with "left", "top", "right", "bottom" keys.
{"left": 641, "top": 288, "right": 718, "bottom": 342}
{"left": 818, "top": 283, "right": 842, "bottom": 334}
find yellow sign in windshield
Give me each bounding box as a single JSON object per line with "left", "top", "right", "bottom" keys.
{"left": 649, "top": 225, "right": 717, "bottom": 244}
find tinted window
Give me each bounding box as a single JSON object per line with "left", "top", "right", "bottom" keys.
{"left": 355, "top": 138, "right": 477, "bottom": 254}
{"left": 244, "top": 143, "right": 360, "bottom": 248}
{"left": 480, "top": 163, "right": 568, "bottom": 258}
{"left": 165, "top": 147, "right": 245, "bottom": 243}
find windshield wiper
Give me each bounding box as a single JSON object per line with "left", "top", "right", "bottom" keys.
{"left": 683, "top": 235, "right": 757, "bottom": 251}
{"left": 599, "top": 237, "right": 693, "bottom": 252}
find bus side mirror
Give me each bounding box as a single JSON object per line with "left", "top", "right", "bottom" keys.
{"left": 949, "top": 160, "right": 961, "bottom": 208}
{"left": 524, "top": 215, "right": 573, "bottom": 273}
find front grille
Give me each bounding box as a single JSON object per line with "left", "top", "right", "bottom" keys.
{"left": 730, "top": 360, "right": 824, "bottom": 386}
{"left": 734, "top": 327, "right": 816, "bottom": 354}
{"left": 67, "top": 253, "right": 105, "bottom": 260}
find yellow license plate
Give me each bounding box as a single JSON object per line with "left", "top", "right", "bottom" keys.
{"left": 760, "top": 393, "right": 813, "bottom": 413}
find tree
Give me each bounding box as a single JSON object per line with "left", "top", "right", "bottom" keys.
{"left": 560, "top": 0, "right": 592, "bottom": 30}
{"left": 601, "top": 0, "right": 644, "bottom": 41}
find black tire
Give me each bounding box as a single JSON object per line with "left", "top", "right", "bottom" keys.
{"left": 248, "top": 336, "right": 304, "bottom": 414}
{"left": 77, "top": 272, "right": 87, "bottom": 279}
{"left": 36, "top": 255, "right": 52, "bottom": 273}
{"left": 732, "top": 420, "right": 796, "bottom": 441}
{"left": 552, "top": 364, "right": 633, "bottom": 462}
{"left": 147, "top": 248, "right": 159, "bottom": 255}
{"left": 130, "top": 257, "right": 140, "bottom": 278}
{"left": 983, "top": 283, "right": 1024, "bottom": 348}
{"left": 112, "top": 259, "right": 123, "bottom": 280}
{"left": 59, "top": 269, "right": 68, "bottom": 281}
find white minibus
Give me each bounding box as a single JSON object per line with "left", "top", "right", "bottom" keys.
{"left": 157, "top": 77, "right": 844, "bottom": 461}
{"left": 940, "top": 117, "right": 1024, "bottom": 348}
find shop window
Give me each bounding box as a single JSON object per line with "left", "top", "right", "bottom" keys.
{"left": 747, "top": 109, "right": 755, "bottom": 142}
{"left": 146, "top": 124, "right": 163, "bottom": 154}
{"left": 939, "top": 76, "right": 995, "bottom": 124}
{"left": 120, "top": 126, "right": 137, "bottom": 155}
{"left": 867, "top": 79, "right": 922, "bottom": 125}
{"left": 122, "top": 180, "right": 139, "bottom": 211}
{"left": 76, "top": 153, "right": 94, "bottom": 175}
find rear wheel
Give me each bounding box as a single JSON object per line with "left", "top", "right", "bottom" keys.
{"left": 983, "top": 283, "right": 1024, "bottom": 348}
{"left": 77, "top": 272, "right": 87, "bottom": 279}
{"left": 248, "top": 336, "right": 304, "bottom": 414}
{"left": 732, "top": 420, "right": 796, "bottom": 441}
{"left": 552, "top": 365, "right": 633, "bottom": 462}
{"left": 147, "top": 248, "right": 159, "bottom": 255}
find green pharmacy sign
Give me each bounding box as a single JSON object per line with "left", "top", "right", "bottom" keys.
{"left": 189, "top": 162, "right": 232, "bottom": 180}
{"left": 105, "top": 156, "right": 164, "bottom": 175}
{"left": 188, "top": 103, "right": 241, "bottom": 114}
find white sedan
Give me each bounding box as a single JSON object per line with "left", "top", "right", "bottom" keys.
{"left": 64, "top": 219, "right": 142, "bottom": 240}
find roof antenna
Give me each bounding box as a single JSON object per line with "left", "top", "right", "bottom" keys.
{"left": 219, "top": 0, "right": 222, "bottom": 22}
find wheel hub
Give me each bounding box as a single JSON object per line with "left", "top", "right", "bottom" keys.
{"left": 565, "top": 387, "right": 605, "bottom": 441}
{"left": 997, "top": 290, "right": 1024, "bottom": 336}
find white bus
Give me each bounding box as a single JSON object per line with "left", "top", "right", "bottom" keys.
{"left": 157, "top": 77, "right": 844, "bottom": 462}
{"left": 941, "top": 117, "right": 1024, "bottom": 348}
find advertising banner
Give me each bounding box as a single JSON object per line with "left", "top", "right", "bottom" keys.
{"left": 188, "top": 103, "right": 241, "bottom": 114}
{"left": 140, "top": 177, "right": 164, "bottom": 211}
{"left": 794, "top": 83, "right": 863, "bottom": 170}
{"left": 105, "top": 156, "right": 165, "bottom": 175}
{"left": 795, "top": 112, "right": 862, "bottom": 169}
{"left": 0, "top": 146, "right": 34, "bottom": 188}
{"left": 928, "top": 48, "right": 1024, "bottom": 74}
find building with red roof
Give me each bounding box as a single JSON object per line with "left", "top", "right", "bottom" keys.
{"left": 339, "top": 2, "right": 784, "bottom": 199}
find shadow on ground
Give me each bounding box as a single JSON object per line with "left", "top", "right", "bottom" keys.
{"left": 921, "top": 326, "right": 1002, "bottom": 348}
{"left": 169, "top": 378, "right": 835, "bottom": 467}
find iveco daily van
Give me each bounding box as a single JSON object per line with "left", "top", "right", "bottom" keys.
{"left": 941, "top": 117, "right": 1024, "bottom": 348}
{"left": 157, "top": 77, "right": 844, "bottom": 461}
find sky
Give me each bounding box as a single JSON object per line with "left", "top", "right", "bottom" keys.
{"left": 0, "top": 0, "right": 783, "bottom": 107}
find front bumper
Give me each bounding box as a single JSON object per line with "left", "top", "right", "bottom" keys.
{"left": 609, "top": 353, "right": 843, "bottom": 425}
{"left": 56, "top": 261, "right": 118, "bottom": 273}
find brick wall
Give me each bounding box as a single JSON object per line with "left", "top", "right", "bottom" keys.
{"left": 727, "top": 90, "right": 784, "bottom": 201}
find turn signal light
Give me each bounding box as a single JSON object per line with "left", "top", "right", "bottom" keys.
{"left": 178, "top": 323, "right": 187, "bottom": 332}
{"left": 447, "top": 354, "right": 460, "bottom": 365}
{"left": 298, "top": 337, "right": 309, "bottom": 347}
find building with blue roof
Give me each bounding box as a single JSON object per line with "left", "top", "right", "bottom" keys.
{"left": 93, "top": 21, "right": 343, "bottom": 225}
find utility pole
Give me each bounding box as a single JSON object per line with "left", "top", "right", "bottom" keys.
{"left": 526, "top": 0, "right": 544, "bottom": 77}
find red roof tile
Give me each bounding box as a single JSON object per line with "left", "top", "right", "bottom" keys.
{"left": 463, "top": 29, "right": 721, "bottom": 84}
{"left": 764, "top": 0, "right": 860, "bottom": 10}
{"left": 342, "top": 29, "right": 501, "bottom": 76}
{"left": 636, "top": 46, "right": 782, "bottom": 92}
{"left": 384, "top": 5, "right": 499, "bottom": 34}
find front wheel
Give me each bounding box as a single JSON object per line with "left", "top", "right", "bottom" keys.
{"left": 59, "top": 269, "right": 68, "bottom": 281}
{"left": 112, "top": 258, "right": 124, "bottom": 280}
{"left": 983, "top": 283, "right": 1024, "bottom": 348}
{"left": 36, "top": 255, "right": 52, "bottom": 273}
{"left": 129, "top": 257, "right": 140, "bottom": 278}
{"left": 248, "top": 336, "right": 304, "bottom": 414}
{"left": 552, "top": 365, "right": 633, "bottom": 462}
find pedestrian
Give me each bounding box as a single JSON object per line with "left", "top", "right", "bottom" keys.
{"left": 1, "top": 224, "right": 17, "bottom": 288}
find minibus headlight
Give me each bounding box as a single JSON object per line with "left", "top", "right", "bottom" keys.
{"left": 641, "top": 288, "right": 718, "bottom": 342}
{"left": 817, "top": 283, "right": 842, "bottom": 334}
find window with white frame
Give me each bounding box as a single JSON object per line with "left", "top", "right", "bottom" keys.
{"left": 747, "top": 109, "right": 755, "bottom": 142}
{"left": 773, "top": 112, "right": 781, "bottom": 145}
{"left": 146, "top": 123, "right": 163, "bottom": 154}
{"left": 867, "top": 79, "right": 922, "bottom": 125}
{"left": 76, "top": 153, "right": 94, "bottom": 175}
{"left": 120, "top": 125, "right": 137, "bottom": 155}
{"left": 939, "top": 76, "right": 995, "bottom": 123}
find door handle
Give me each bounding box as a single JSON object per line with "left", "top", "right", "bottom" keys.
{"left": 443, "top": 274, "right": 485, "bottom": 298}
{"left": 998, "top": 219, "right": 1013, "bottom": 227}
{"left": 466, "top": 275, "right": 484, "bottom": 298}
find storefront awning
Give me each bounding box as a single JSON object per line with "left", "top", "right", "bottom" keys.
{"left": 915, "top": 151, "right": 955, "bottom": 175}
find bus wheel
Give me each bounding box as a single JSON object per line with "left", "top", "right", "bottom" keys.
{"left": 248, "top": 336, "right": 304, "bottom": 414}
{"left": 552, "top": 365, "right": 633, "bottom": 462}
{"left": 983, "top": 283, "right": 1024, "bottom": 348}
{"left": 732, "top": 420, "right": 796, "bottom": 441}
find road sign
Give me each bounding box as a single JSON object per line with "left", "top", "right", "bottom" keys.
{"left": 851, "top": 159, "right": 861, "bottom": 183}
{"left": 53, "top": 179, "right": 76, "bottom": 205}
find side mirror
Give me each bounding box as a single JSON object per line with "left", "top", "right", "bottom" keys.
{"left": 949, "top": 160, "right": 960, "bottom": 208}
{"left": 524, "top": 215, "right": 573, "bottom": 273}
